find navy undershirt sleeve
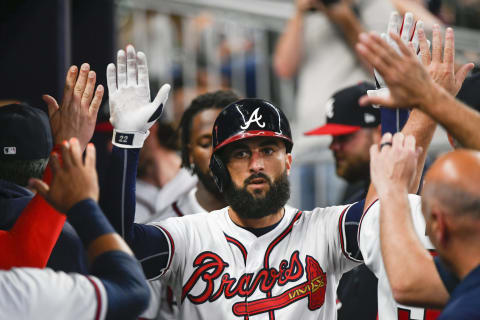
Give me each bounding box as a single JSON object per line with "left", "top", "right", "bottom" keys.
{"left": 91, "top": 251, "right": 150, "bottom": 320}
{"left": 342, "top": 200, "right": 365, "bottom": 261}
{"left": 101, "top": 146, "right": 171, "bottom": 279}
{"left": 68, "top": 199, "right": 115, "bottom": 248}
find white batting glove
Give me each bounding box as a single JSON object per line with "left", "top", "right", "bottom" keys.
{"left": 368, "top": 12, "right": 425, "bottom": 107}
{"left": 107, "top": 45, "right": 171, "bottom": 148}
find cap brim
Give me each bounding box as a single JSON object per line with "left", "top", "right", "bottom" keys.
{"left": 304, "top": 123, "right": 361, "bottom": 136}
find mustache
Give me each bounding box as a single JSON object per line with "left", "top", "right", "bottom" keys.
{"left": 244, "top": 173, "right": 272, "bottom": 185}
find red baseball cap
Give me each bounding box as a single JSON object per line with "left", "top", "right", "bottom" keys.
{"left": 304, "top": 82, "right": 379, "bottom": 137}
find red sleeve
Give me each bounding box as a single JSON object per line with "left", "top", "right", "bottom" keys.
{"left": 0, "top": 146, "right": 66, "bottom": 269}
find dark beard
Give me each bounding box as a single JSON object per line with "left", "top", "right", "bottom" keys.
{"left": 193, "top": 165, "right": 224, "bottom": 201}
{"left": 335, "top": 156, "right": 370, "bottom": 183}
{"left": 223, "top": 171, "right": 290, "bottom": 220}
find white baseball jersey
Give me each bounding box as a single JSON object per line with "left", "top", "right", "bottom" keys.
{"left": 359, "top": 194, "right": 441, "bottom": 320}
{"left": 154, "top": 187, "right": 207, "bottom": 220}
{"left": 0, "top": 267, "right": 107, "bottom": 320}
{"left": 135, "top": 169, "right": 197, "bottom": 223}
{"left": 142, "top": 204, "right": 361, "bottom": 319}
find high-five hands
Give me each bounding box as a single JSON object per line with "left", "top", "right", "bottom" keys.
{"left": 107, "top": 45, "right": 171, "bottom": 148}
{"left": 29, "top": 138, "right": 99, "bottom": 213}
{"left": 43, "top": 64, "right": 104, "bottom": 151}
{"left": 357, "top": 12, "right": 474, "bottom": 109}
{"left": 367, "top": 12, "right": 424, "bottom": 106}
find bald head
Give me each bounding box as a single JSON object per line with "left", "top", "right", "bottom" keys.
{"left": 423, "top": 150, "right": 480, "bottom": 219}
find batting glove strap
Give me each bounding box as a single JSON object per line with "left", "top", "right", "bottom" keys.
{"left": 112, "top": 129, "right": 150, "bottom": 148}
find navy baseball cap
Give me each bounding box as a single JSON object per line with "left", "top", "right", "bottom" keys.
{"left": 0, "top": 103, "right": 53, "bottom": 160}
{"left": 304, "top": 82, "right": 380, "bottom": 136}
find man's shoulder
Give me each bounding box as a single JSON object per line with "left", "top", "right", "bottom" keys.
{"left": 152, "top": 207, "right": 227, "bottom": 228}
{"left": 307, "top": 203, "right": 352, "bottom": 216}
{"left": 442, "top": 280, "right": 480, "bottom": 319}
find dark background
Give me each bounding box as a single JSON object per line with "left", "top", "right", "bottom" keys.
{"left": 0, "top": 0, "right": 115, "bottom": 113}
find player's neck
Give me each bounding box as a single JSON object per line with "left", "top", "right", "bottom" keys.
{"left": 228, "top": 207, "right": 285, "bottom": 229}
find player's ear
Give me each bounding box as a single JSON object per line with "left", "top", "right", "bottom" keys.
{"left": 429, "top": 208, "right": 449, "bottom": 249}
{"left": 285, "top": 153, "right": 292, "bottom": 175}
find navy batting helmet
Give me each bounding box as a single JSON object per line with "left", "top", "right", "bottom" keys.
{"left": 209, "top": 98, "right": 293, "bottom": 192}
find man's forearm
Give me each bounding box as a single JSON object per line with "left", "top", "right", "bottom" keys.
{"left": 100, "top": 146, "right": 140, "bottom": 242}
{"left": 0, "top": 195, "right": 65, "bottom": 269}
{"left": 380, "top": 190, "right": 422, "bottom": 296}
{"left": 401, "top": 109, "right": 436, "bottom": 192}
{"left": 379, "top": 191, "right": 449, "bottom": 307}
{"left": 67, "top": 199, "right": 131, "bottom": 262}
{"left": 326, "top": 2, "right": 371, "bottom": 72}
{"left": 273, "top": 11, "right": 305, "bottom": 78}
{"left": 420, "top": 86, "right": 480, "bottom": 150}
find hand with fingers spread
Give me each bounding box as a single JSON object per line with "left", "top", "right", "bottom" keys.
{"left": 370, "top": 132, "right": 421, "bottom": 197}
{"left": 357, "top": 29, "right": 438, "bottom": 109}
{"left": 418, "top": 25, "right": 473, "bottom": 96}
{"left": 107, "top": 45, "right": 171, "bottom": 148}
{"left": 43, "top": 63, "right": 104, "bottom": 151}
{"left": 367, "top": 12, "right": 424, "bottom": 105}
{"left": 29, "top": 138, "right": 99, "bottom": 213}
{"left": 357, "top": 18, "right": 474, "bottom": 109}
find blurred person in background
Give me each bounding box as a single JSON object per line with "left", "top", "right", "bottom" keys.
{"left": 305, "top": 82, "right": 380, "bottom": 320}
{"left": 274, "top": 0, "right": 392, "bottom": 154}
{"left": 135, "top": 121, "right": 197, "bottom": 223}
{"left": 147, "top": 90, "right": 240, "bottom": 223}
{"left": 390, "top": 0, "right": 443, "bottom": 27}
{"left": 305, "top": 82, "right": 380, "bottom": 203}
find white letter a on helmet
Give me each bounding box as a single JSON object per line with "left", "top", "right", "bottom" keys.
{"left": 241, "top": 108, "right": 265, "bottom": 129}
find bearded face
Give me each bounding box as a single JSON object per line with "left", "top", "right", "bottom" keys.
{"left": 223, "top": 170, "right": 290, "bottom": 220}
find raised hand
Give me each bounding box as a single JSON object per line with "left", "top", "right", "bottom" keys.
{"left": 357, "top": 21, "right": 474, "bottom": 109}
{"left": 107, "top": 45, "right": 170, "bottom": 148}
{"left": 367, "top": 12, "right": 423, "bottom": 105}
{"left": 370, "top": 132, "right": 421, "bottom": 197}
{"left": 43, "top": 64, "right": 104, "bottom": 151}
{"left": 29, "top": 138, "right": 99, "bottom": 213}
{"left": 418, "top": 25, "right": 473, "bottom": 96}
{"left": 357, "top": 31, "right": 434, "bottom": 109}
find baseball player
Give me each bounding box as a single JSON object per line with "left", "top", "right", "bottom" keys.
{"left": 100, "top": 42, "right": 449, "bottom": 319}
{"left": 355, "top": 11, "right": 475, "bottom": 320}
{"left": 0, "top": 138, "right": 149, "bottom": 320}
{"left": 143, "top": 90, "right": 241, "bottom": 319}
{"left": 101, "top": 45, "right": 373, "bottom": 319}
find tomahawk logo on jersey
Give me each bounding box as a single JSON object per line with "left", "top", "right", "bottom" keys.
{"left": 137, "top": 202, "right": 365, "bottom": 319}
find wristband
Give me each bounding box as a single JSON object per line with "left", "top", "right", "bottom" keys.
{"left": 112, "top": 129, "right": 149, "bottom": 148}
{"left": 67, "top": 199, "right": 115, "bottom": 248}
